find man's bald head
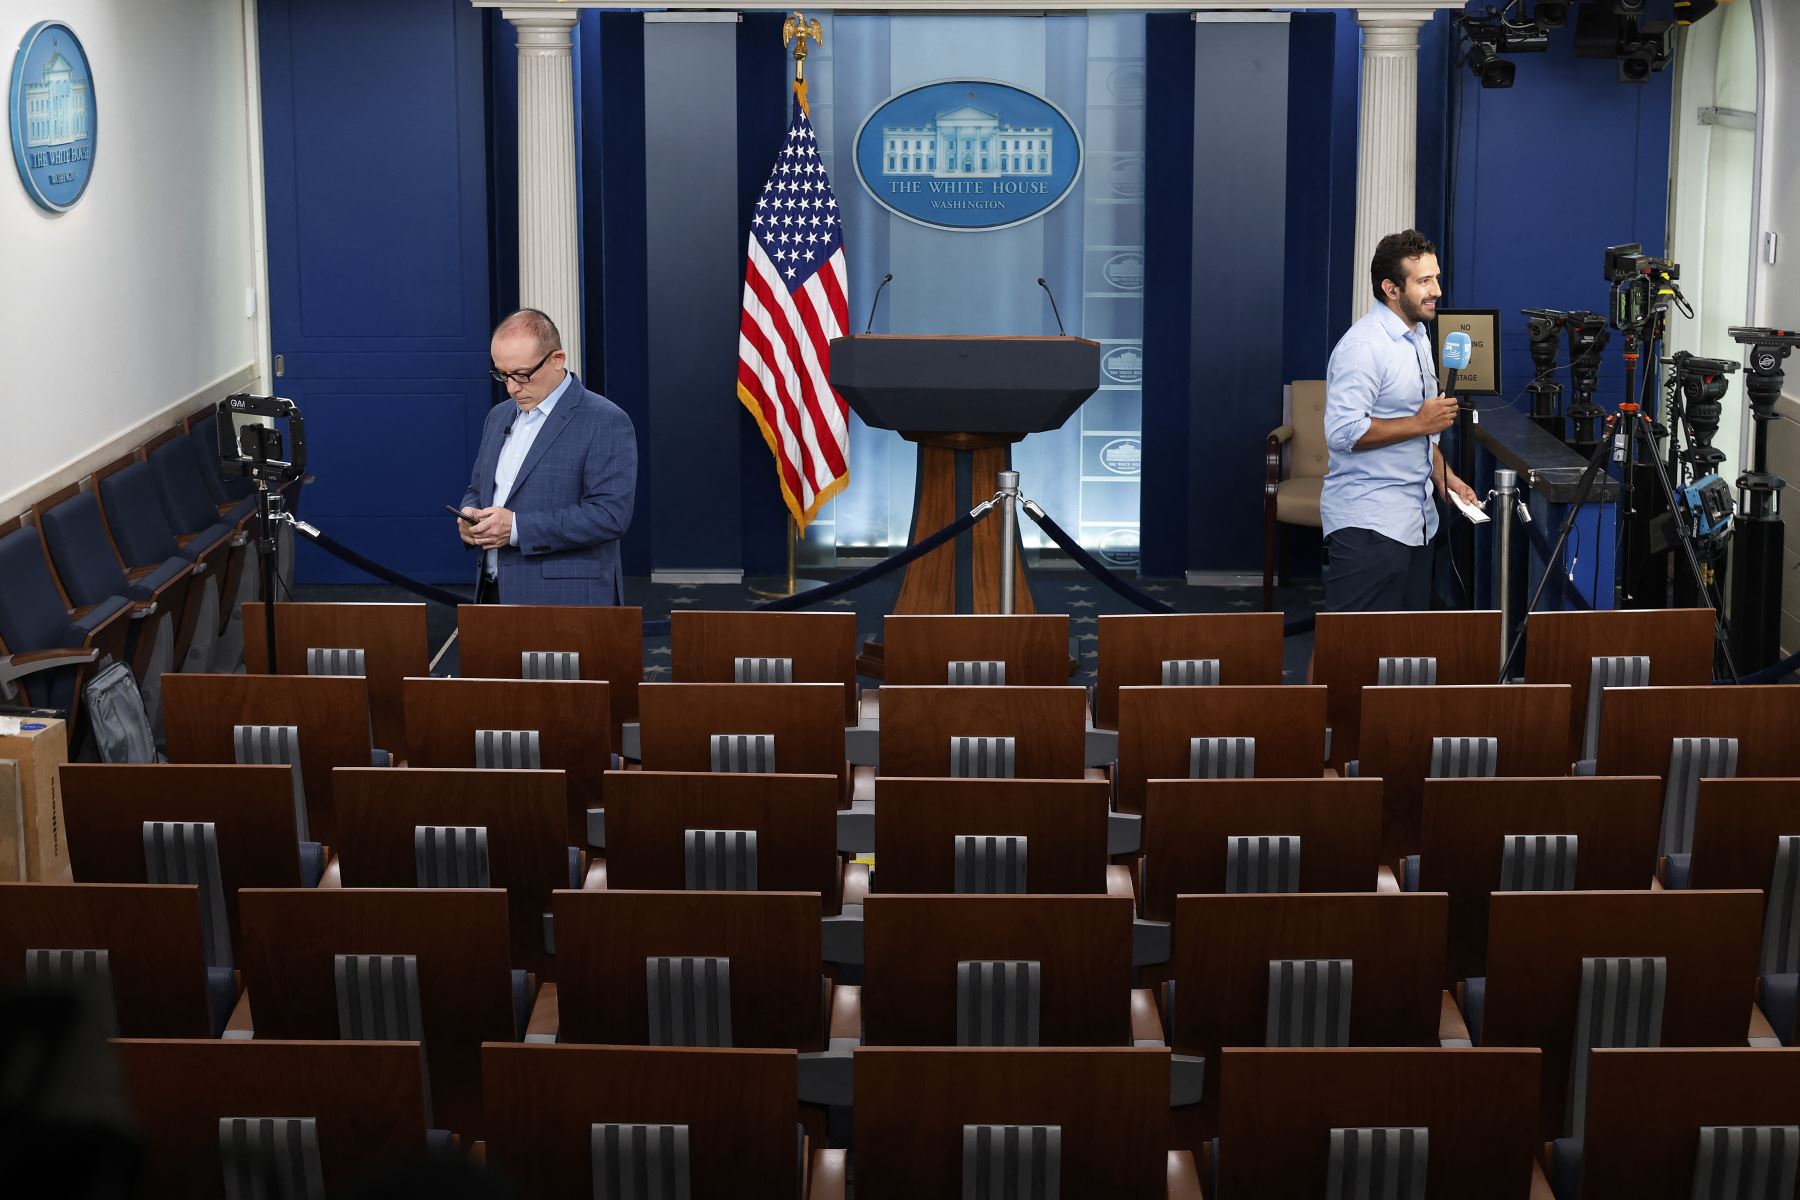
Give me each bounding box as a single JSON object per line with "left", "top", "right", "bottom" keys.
{"left": 493, "top": 308, "right": 562, "bottom": 356}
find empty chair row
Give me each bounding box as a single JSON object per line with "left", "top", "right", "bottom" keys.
{"left": 108, "top": 1036, "right": 1800, "bottom": 1197}
{"left": 6, "top": 879, "right": 1784, "bottom": 1146}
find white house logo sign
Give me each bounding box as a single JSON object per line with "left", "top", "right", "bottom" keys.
{"left": 854, "top": 80, "right": 1082, "bottom": 233}
{"left": 8, "top": 21, "right": 95, "bottom": 212}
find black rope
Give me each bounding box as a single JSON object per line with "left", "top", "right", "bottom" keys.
{"left": 641, "top": 506, "right": 994, "bottom": 637}
{"left": 291, "top": 522, "right": 469, "bottom": 607}
{"left": 1725, "top": 647, "right": 1800, "bottom": 685}
{"left": 1021, "top": 502, "right": 1315, "bottom": 638}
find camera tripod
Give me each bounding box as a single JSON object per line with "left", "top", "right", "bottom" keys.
{"left": 1500, "top": 403, "right": 1739, "bottom": 683}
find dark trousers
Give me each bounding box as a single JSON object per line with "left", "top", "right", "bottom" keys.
{"left": 1324, "top": 527, "right": 1433, "bottom": 612}
{"left": 474, "top": 573, "right": 502, "bottom": 605}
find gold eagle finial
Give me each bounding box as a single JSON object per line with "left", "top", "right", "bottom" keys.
{"left": 782, "top": 11, "right": 824, "bottom": 81}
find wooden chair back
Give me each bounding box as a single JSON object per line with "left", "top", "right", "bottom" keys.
{"left": 236, "top": 887, "right": 516, "bottom": 1138}
{"left": 883, "top": 614, "right": 1070, "bottom": 686}
{"left": 401, "top": 676, "right": 610, "bottom": 845}
{"left": 1481, "top": 889, "right": 1764, "bottom": 1138}
{"left": 1115, "top": 685, "right": 1327, "bottom": 814}
{"left": 242, "top": 602, "right": 429, "bottom": 753}
{"left": 332, "top": 766, "right": 570, "bottom": 972}
{"left": 549, "top": 889, "right": 825, "bottom": 1051}
{"left": 1310, "top": 610, "right": 1501, "bottom": 768}
{"left": 455, "top": 602, "right": 643, "bottom": 734}
{"left": 1140, "top": 778, "right": 1383, "bottom": 919}
{"left": 164, "top": 673, "right": 373, "bottom": 846}
{"left": 877, "top": 686, "right": 1087, "bottom": 780}
{"left": 1094, "top": 613, "right": 1285, "bottom": 729}
{"left": 0, "top": 881, "right": 213, "bottom": 1037}
{"left": 602, "top": 769, "right": 843, "bottom": 912}
{"left": 1418, "top": 776, "right": 1663, "bottom": 983}
{"left": 1357, "top": 684, "right": 1571, "bottom": 860}
{"left": 861, "top": 894, "right": 1134, "bottom": 1046}
{"left": 672, "top": 610, "right": 858, "bottom": 722}
{"left": 872, "top": 777, "right": 1110, "bottom": 895}
{"left": 481, "top": 1044, "right": 801, "bottom": 1200}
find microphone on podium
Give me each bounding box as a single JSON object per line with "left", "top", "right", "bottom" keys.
{"left": 1440, "top": 330, "right": 1473, "bottom": 404}
{"left": 864, "top": 273, "right": 894, "bottom": 334}
{"left": 1037, "top": 277, "right": 1067, "bottom": 336}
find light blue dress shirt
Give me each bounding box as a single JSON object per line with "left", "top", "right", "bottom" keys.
{"left": 1320, "top": 303, "right": 1441, "bottom": 546}
{"left": 485, "top": 369, "right": 573, "bottom": 578}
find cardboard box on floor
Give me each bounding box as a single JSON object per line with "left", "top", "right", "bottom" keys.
{"left": 0, "top": 716, "right": 69, "bottom": 881}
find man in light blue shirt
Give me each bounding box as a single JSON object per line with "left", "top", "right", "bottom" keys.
{"left": 1321, "top": 229, "right": 1479, "bottom": 611}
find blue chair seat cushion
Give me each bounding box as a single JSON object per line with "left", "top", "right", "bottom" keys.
{"left": 511, "top": 969, "right": 532, "bottom": 1043}
{"left": 568, "top": 846, "right": 583, "bottom": 890}
{"left": 207, "top": 966, "right": 238, "bottom": 1038}
{"left": 69, "top": 595, "right": 130, "bottom": 639}
{"left": 176, "top": 523, "right": 235, "bottom": 562}
{"left": 1462, "top": 976, "right": 1486, "bottom": 1046}
{"left": 1663, "top": 853, "right": 1692, "bottom": 889}
{"left": 1762, "top": 973, "right": 1798, "bottom": 1045}
{"left": 1549, "top": 1137, "right": 1582, "bottom": 1200}
{"left": 125, "top": 557, "right": 188, "bottom": 602}
{"left": 1402, "top": 854, "right": 1420, "bottom": 892}
{"left": 299, "top": 841, "right": 326, "bottom": 889}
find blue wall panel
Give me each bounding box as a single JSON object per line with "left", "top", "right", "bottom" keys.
{"left": 260, "top": 0, "right": 494, "bottom": 584}
{"left": 595, "top": 14, "right": 652, "bottom": 577}
{"left": 735, "top": 14, "right": 792, "bottom": 576}
{"left": 1185, "top": 20, "right": 1290, "bottom": 575}
{"left": 1446, "top": 23, "right": 1673, "bottom": 414}
{"left": 1138, "top": 13, "right": 1195, "bottom": 578}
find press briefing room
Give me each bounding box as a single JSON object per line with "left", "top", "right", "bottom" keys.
{"left": 4, "top": 0, "right": 1800, "bottom": 1195}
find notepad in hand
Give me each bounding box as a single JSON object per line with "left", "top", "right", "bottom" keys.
{"left": 1449, "top": 492, "right": 1490, "bottom": 524}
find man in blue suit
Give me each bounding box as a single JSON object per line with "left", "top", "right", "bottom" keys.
{"left": 459, "top": 309, "right": 637, "bottom": 605}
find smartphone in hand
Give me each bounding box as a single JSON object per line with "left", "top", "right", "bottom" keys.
{"left": 445, "top": 504, "right": 479, "bottom": 524}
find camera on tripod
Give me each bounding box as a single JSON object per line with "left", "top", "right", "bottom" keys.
{"left": 216, "top": 393, "right": 306, "bottom": 486}
{"left": 1605, "top": 243, "right": 1680, "bottom": 334}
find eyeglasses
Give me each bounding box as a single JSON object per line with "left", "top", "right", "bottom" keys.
{"left": 489, "top": 348, "right": 556, "bottom": 386}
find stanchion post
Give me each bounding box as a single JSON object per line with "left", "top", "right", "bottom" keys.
{"left": 1493, "top": 468, "right": 1517, "bottom": 674}
{"left": 997, "top": 470, "right": 1020, "bottom": 615}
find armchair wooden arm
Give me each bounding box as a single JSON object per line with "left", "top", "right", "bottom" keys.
{"left": 1130, "top": 987, "right": 1163, "bottom": 1046}
{"left": 828, "top": 984, "right": 861, "bottom": 1043}
{"left": 1168, "top": 1150, "right": 1205, "bottom": 1200}
{"left": 525, "top": 981, "right": 558, "bottom": 1042}
{"left": 809, "top": 1149, "right": 848, "bottom": 1200}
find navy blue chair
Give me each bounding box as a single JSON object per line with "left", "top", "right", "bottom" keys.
{"left": 35, "top": 485, "right": 199, "bottom": 675}
{"left": 0, "top": 519, "right": 132, "bottom": 732}
{"left": 96, "top": 458, "right": 239, "bottom": 672}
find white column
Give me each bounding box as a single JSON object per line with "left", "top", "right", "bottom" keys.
{"left": 504, "top": 8, "right": 582, "bottom": 374}
{"left": 1351, "top": 12, "right": 1431, "bottom": 322}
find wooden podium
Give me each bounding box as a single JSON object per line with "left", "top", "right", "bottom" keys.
{"left": 828, "top": 334, "right": 1100, "bottom": 616}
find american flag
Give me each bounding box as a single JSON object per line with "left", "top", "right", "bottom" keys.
{"left": 737, "top": 86, "right": 850, "bottom": 529}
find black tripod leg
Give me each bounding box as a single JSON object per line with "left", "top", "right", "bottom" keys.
{"left": 1632, "top": 413, "right": 1740, "bottom": 682}
{"left": 1499, "top": 414, "right": 1621, "bottom": 681}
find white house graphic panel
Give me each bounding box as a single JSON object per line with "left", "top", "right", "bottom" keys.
{"left": 23, "top": 48, "right": 90, "bottom": 148}
{"left": 882, "top": 104, "right": 1053, "bottom": 179}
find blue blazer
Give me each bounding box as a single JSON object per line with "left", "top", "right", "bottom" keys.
{"left": 461, "top": 374, "right": 637, "bottom": 605}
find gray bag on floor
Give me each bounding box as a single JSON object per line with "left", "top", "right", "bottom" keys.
{"left": 84, "top": 658, "right": 160, "bottom": 764}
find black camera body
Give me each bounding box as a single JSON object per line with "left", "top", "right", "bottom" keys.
{"left": 217, "top": 393, "right": 306, "bottom": 485}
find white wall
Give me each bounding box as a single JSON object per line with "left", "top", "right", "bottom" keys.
{"left": 1750, "top": 0, "right": 1800, "bottom": 654}
{"left": 0, "top": 0, "right": 264, "bottom": 516}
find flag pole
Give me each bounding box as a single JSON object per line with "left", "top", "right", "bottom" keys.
{"left": 749, "top": 11, "right": 829, "bottom": 601}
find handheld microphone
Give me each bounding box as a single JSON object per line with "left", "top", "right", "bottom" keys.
{"left": 864, "top": 273, "right": 894, "bottom": 334}
{"left": 1037, "top": 277, "right": 1067, "bottom": 336}
{"left": 1440, "top": 331, "right": 1473, "bottom": 403}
